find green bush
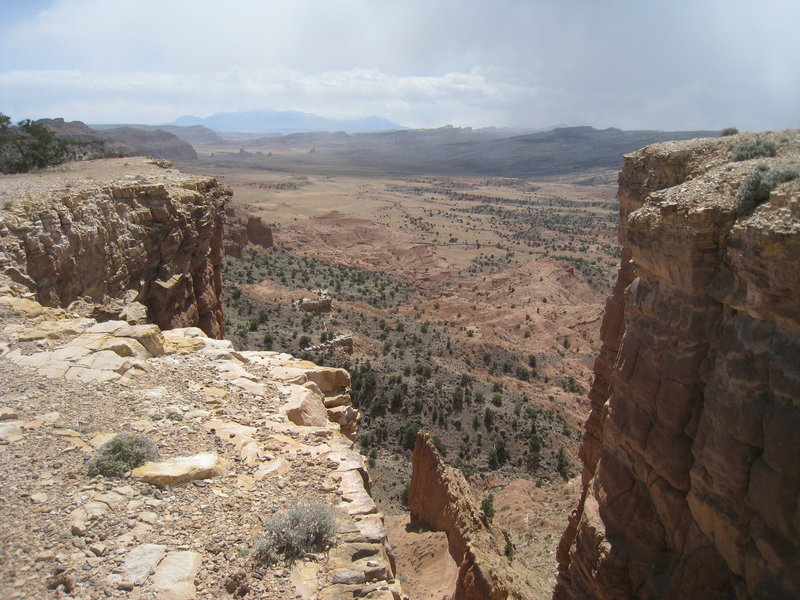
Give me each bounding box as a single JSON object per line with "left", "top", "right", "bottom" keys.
{"left": 736, "top": 168, "right": 798, "bottom": 215}
{"left": 481, "top": 492, "right": 495, "bottom": 523}
{"left": 557, "top": 447, "right": 571, "bottom": 481}
{"left": 253, "top": 504, "right": 336, "bottom": 565}
{"left": 720, "top": 127, "right": 739, "bottom": 137}
{"left": 731, "top": 139, "right": 777, "bottom": 161}
{"left": 87, "top": 433, "right": 159, "bottom": 478}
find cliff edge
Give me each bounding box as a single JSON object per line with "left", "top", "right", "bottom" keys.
{"left": 0, "top": 159, "right": 401, "bottom": 599}
{"left": 555, "top": 130, "right": 800, "bottom": 599}
{"left": 0, "top": 157, "right": 230, "bottom": 337}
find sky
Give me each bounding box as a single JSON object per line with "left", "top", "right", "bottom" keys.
{"left": 1, "top": 0, "right": 798, "bottom": 131}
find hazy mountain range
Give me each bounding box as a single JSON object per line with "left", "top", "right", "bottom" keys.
{"left": 227, "top": 125, "right": 720, "bottom": 177}
{"left": 171, "top": 110, "right": 406, "bottom": 134}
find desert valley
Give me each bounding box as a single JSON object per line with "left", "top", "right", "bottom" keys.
{"left": 2, "top": 110, "right": 799, "bottom": 600}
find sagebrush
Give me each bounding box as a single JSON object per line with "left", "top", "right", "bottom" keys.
{"left": 731, "top": 139, "right": 777, "bottom": 161}
{"left": 253, "top": 504, "right": 337, "bottom": 565}
{"left": 87, "top": 433, "right": 159, "bottom": 478}
{"left": 736, "top": 167, "right": 798, "bottom": 215}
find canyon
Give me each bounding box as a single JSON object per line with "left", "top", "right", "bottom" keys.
{"left": 1, "top": 129, "right": 798, "bottom": 599}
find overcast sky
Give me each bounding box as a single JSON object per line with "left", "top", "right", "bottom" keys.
{"left": 1, "top": 0, "right": 798, "bottom": 131}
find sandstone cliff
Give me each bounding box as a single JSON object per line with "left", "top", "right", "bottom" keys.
{"left": 555, "top": 131, "right": 800, "bottom": 599}
{"left": 409, "top": 430, "right": 538, "bottom": 600}
{"left": 0, "top": 157, "right": 230, "bottom": 337}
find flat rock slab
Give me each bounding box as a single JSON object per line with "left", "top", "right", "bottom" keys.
{"left": 0, "top": 421, "right": 23, "bottom": 442}
{"left": 151, "top": 551, "right": 201, "bottom": 600}
{"left": 132, "top": 452, "right": 226, "bottom": 487}
{"left": 121, "top": 543, "right": 166, "bottom": 585}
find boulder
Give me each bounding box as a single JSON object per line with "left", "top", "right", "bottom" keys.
{"left": 132, "top": 452, "right": 226, "bottom": 487}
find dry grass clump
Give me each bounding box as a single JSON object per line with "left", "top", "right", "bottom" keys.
{"left": 253, "top": 504, "right": 337, "bottom": 565}
{"left": 736, "top": 167, "right": 798, "bottom": 215}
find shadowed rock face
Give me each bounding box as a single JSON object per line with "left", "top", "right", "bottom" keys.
{"left": 0, "top": 157, "right": 231, "bottom": 337}
{"left": 555, "top": 131, "right": 800, "bottom": 599}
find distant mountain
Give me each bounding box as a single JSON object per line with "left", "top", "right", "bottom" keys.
{"left": 172, "top": 110, "right": 406, "bottom": 134}
{"left": 235, "top": 125, "right": 720, "bottom": 178}
{"left": 91, "top": 124, "right": 224, "bottom": 146}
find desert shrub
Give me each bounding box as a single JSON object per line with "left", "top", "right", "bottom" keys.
{"left": 504, "top": 540, "right": 515, "bottom": 559}
{"left": 400, "top": 421, "right": 421, "bottom": 450}
{"left": 731, "top": 139, "right": 777, "bottom": 161}
{"left": 253, "top": 504, "right": 336, "bottom": 565}
{"left": 720, "top": 127, "right": 739, "bottom": 137}
{"left": 87, "top": 433, "right": 159, "bottom": 478}
{"left": 737, "top": 168, "right": 798, "bottom": 215}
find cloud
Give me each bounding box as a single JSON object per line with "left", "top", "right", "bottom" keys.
{"left": 1, "top": 0, "right": 799, "bottom": 130}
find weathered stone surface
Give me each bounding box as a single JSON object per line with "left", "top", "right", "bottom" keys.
{"left": 0, "top": 157, "right": 231, "bottom": 338}
{"left": 282, "top": 385, "right": 329, "bottom": 427}
{"left": 0, "top": 421, "right": 23, "bottom": 442}
{"left": 0, "top": 406, "right": 18, "bottom": 421}
{"left": 151, "top": 551, "right": 201, "bottom": 600}
{"left": 132, "top": 452, "right": 226, "bottom": 487}
{"left": 555, "top": 131, "right": 800, "bottom": 600}
{"left": 119, "top": 543, "right": 166, "bottom": 585}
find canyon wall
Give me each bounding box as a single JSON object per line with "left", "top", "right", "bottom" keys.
{"left": 409, "top": 430, "right": 538, "bottom": 600}
{"left": 555, "top": 131, "right": 800, "bottom": 599}
{"left": 0, "top": 157, "right": 230, "bottom": 337}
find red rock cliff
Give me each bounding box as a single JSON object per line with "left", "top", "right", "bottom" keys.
{"left": 409, "top": 431, "right": 538, "bottom": 600}
{"left": 555, "top": 131, "right": 800, "bottom": 599}
{"left": 0, "top": 157, "right": 231, "bottom": 337}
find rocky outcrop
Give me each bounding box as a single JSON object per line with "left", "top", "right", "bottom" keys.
{"left": 555, "top": 131, "right": 800, "bottom": 599}
{"left": 299, "top": 295, "right": 332, "bottom": 313}
{"left": 0, "top": 157, "right": 230, "bottom": 337}
{"left": 409, "top": 430, "right": 537, "bottom": 600}
{"left": 224, "top": 208, "right": 273, "bottom": 258}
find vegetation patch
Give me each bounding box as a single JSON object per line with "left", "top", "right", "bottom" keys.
{"left": 87, "top": 433, "right": 159, "bottom": 478}
{"left": 253, "top": 504, "right": 337, "bottom": 565}
{"left": 737, "top": 167, "right": 798, "bottom": 215}
{"left": 731, "top": 139, "right": 777, "bottom": 161}
{"left": 0, "top": 113, "right": 101, "bottom": 174}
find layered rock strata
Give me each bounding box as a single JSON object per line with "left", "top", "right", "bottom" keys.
{"left": 555, "top": 131, "right": 800, "bottom": 599}
{"left": 409, "top": 430, "right": 537, "bottom": 600}
{"left": 0, "top": 158, "right": 230, "bottom": 337}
